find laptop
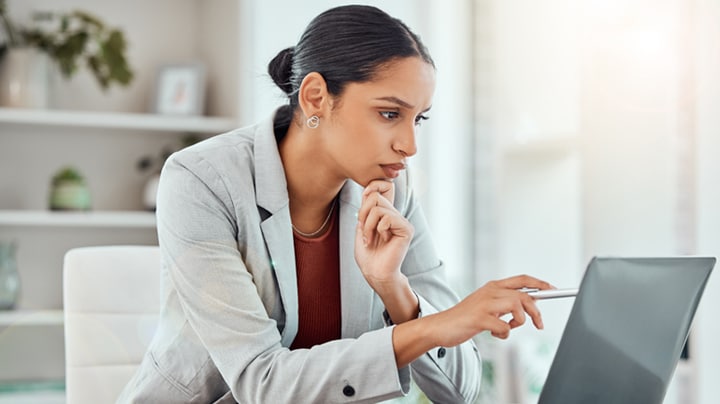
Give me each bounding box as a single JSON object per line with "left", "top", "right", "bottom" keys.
{"left": 537, "top": 256, "right": 716, "bottom": 404}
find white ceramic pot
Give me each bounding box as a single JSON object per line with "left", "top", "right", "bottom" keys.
{"left": 0, "top": 47, "right": 50, "bottom": 108}
{"left": 143, "top": 173, "right": 161, "bottom": 211}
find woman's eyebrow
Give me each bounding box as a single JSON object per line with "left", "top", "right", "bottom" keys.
{"left": 375, "top": 96, "right": 432, "bottom": 112}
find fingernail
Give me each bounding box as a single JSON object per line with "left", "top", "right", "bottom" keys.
{"left": 362, "top": 236, "right": 368, "bottom": 246}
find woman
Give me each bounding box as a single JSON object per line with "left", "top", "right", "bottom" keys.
{"left": 119, "top": 5, "right": 550, "bottom": 403}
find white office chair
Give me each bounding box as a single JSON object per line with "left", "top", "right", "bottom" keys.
{"left": 63, "top": 245, "right": 161, "bottom": 404}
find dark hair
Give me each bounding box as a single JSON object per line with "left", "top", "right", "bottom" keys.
{"left": 268, "top": 5, "right": 434, "bottom": 134}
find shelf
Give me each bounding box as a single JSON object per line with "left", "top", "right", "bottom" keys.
{"left": 0, "top": 108, "right": 239, "bottom": 134}
{"left": 0, "top": 310, "right": 64, "bottom": 326}
{"left": 0, "top": 210, "right": 156, "bottom": 228}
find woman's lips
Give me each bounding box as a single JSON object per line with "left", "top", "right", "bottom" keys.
{"left": 380, "top": 163, "right": 406, "bottom": 178}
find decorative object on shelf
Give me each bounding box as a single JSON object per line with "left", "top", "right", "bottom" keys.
{"left": 0, "top": 47, "right": 50, "bottom": 108}
{"left": 0, "top": 240, "right": 19, "bottom": 310}
{"left": 137, "top": 134, "right": 200, "bottom": 210}
{"left": 48, "top": 166, "right": 91, "bottom": 211}
{"left": 141, "top": 173, "right": 161, "bottom": 212}
{"left": 153, "top": 63, "right": 206, "bottom": 116}
{"left": 0, "top": 0, "right": 134, "bottom": 107}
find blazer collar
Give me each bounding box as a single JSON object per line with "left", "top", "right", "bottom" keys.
{"left": 253, "top": 114, "right": 289, "bottom": 215}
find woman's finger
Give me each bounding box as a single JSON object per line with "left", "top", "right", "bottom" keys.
{"left": 488, "top": 320, "right": 511, "bottom": 339}
{"left": 495, "top": 274, "right": 554, "bottom": 291}
{"left": 521, "top": 294, "right": 544, "bottom": 329}
{"left": 361, "top": 205, "right": 411, "bottom": 246}
{"left": 363, "top": 179, "right": 395, "bottom": 204}
{"left": 489, "top": 287, "right": 544, "bottom": 330}
{"left": 358, "top": 190, "right": 395, "bottom": 225}
{"left": 508, "top": 300, "right": 526, "bottom": 329}
{"left": 482, "top": 288, "right": 542, "bottom": 331}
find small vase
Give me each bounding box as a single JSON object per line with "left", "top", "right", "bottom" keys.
{"left": 143, "top": 173, "right": 161, "bottom": 211}
{"left": 0, "top": 241, "right": 20, "bottom": 310}
{"left": 49, "top": 181, "right": 92, "bottom": 211}
{"left": 0, "top": 47, "right": 50, "bottom": 108}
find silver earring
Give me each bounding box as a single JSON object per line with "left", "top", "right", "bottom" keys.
{"left": 306, "top": 115, "right": 320, "bottom": 129}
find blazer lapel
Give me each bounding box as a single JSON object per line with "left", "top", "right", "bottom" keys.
{"left": 253, "top": 119, "right": 298, "bottom": 347}
{"left": 338, "top": 182, "right": 376, "bottom": 338}
{"left": 260, "top": 211, "right": 298, "bottom": 347}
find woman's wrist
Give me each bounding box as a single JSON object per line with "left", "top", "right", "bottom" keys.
{"left": 392, "top": 315, "right": 438, "bottom": 368}
{"left": 374, "top": 275, "right": 419, "bottom": 324}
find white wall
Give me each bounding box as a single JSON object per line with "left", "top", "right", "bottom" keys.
{"left": 478, "top": 1, "right": 584, "bottom": 401}
{"left": 579, "top": 0, "right": 680, "bottom": 260}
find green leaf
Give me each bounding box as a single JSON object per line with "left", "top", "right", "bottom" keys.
{"left": 52, "top": 166, "right": 86, "bottom": 185}
{"left": 61, "top": 16, "right": 69, "bottom": 33}
{"left": 72, "top": 11, "right": 102, "bottom": 28}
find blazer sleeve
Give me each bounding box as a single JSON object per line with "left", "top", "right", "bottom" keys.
{"left": 395, "top": 170, "right": 483, "bottom": 403}
{"left": 155, "top": 153, "right": 413, "bottom": 404}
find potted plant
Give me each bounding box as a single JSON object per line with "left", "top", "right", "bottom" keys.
{"left": 49, "top": 166, "right": 92, "bottom": 211}
{"left": 0, "top": 0, "right": 133, "bottom": 107}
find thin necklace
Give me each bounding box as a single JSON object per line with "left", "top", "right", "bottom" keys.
{"left": 292, "top": 199, "right": 337, "bottom": 238}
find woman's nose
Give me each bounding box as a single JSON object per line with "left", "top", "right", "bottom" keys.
{"left": 393, "top": 124, "right": 418, "bottom": 157}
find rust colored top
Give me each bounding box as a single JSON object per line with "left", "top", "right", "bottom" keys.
{"left": 290, "top": 205, "right": 341, "bottom": 349}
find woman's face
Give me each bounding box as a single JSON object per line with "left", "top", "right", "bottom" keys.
{"left": 320, "top": 56, "right": 436, "bottom": 187}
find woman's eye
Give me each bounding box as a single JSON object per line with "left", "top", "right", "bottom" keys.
{"left": 380, "top": 111, "right": 400, "bottom": 121}
{"left": 414, "top": 114, "right": 429, "bottom": 126}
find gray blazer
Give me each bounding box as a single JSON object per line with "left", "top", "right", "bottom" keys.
{"left": 118, "top": 112, "right": 482, "bottom": 403}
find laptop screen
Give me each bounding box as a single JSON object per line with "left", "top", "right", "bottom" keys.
{"left": 538, "top": 257, "right": 715, "bottom": 404}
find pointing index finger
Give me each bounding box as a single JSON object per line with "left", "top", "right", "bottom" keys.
{"left": 496, "top": 274, "right": 553, "bottom": 291}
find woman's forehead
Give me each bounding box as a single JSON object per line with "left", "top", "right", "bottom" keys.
{"left": 345, "top": 58, "right": 436, "bottom": 107}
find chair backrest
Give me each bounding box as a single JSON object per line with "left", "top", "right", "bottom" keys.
{"left": 63, "top": 245, "right": 161, "bottom": 404}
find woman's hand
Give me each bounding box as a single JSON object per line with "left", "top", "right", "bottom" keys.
{"left": 391, "top": 274, "right": 554, "bottom": 368}
{"left": 430, "top": 275, "right": 553, "bottom": 346}
{"left": 354, "top": 180, "right": 414, "bottom": 296}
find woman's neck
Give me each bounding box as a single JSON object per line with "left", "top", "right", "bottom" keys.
{"left": 279, "top": 121, "right": 345, "bottom": 233}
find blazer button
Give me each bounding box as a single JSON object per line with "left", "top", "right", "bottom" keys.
{"left": 437, "top": 347, "right": 447, "bottom": 358}
{"left": 343, "top": 385, "right": 356, "bottom": 397}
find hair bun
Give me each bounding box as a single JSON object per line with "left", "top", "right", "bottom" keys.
{"left": 268, "top": 47, "right": 295, "bottom": 95}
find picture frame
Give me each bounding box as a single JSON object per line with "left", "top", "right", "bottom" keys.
{"left": 153, "top": 63, "right": 206, "bottom": 116}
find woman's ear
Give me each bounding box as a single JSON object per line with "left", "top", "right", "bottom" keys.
{"left": 298, "top": 72, "right": 330, "bottom": 119}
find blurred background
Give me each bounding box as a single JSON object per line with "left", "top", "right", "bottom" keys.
{"left": 0, "top": 0, "right": 718, "bottom": 403}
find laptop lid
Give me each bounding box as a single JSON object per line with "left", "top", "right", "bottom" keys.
{"left": 538, "top": 256, "right": 715, "bottom": 404}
